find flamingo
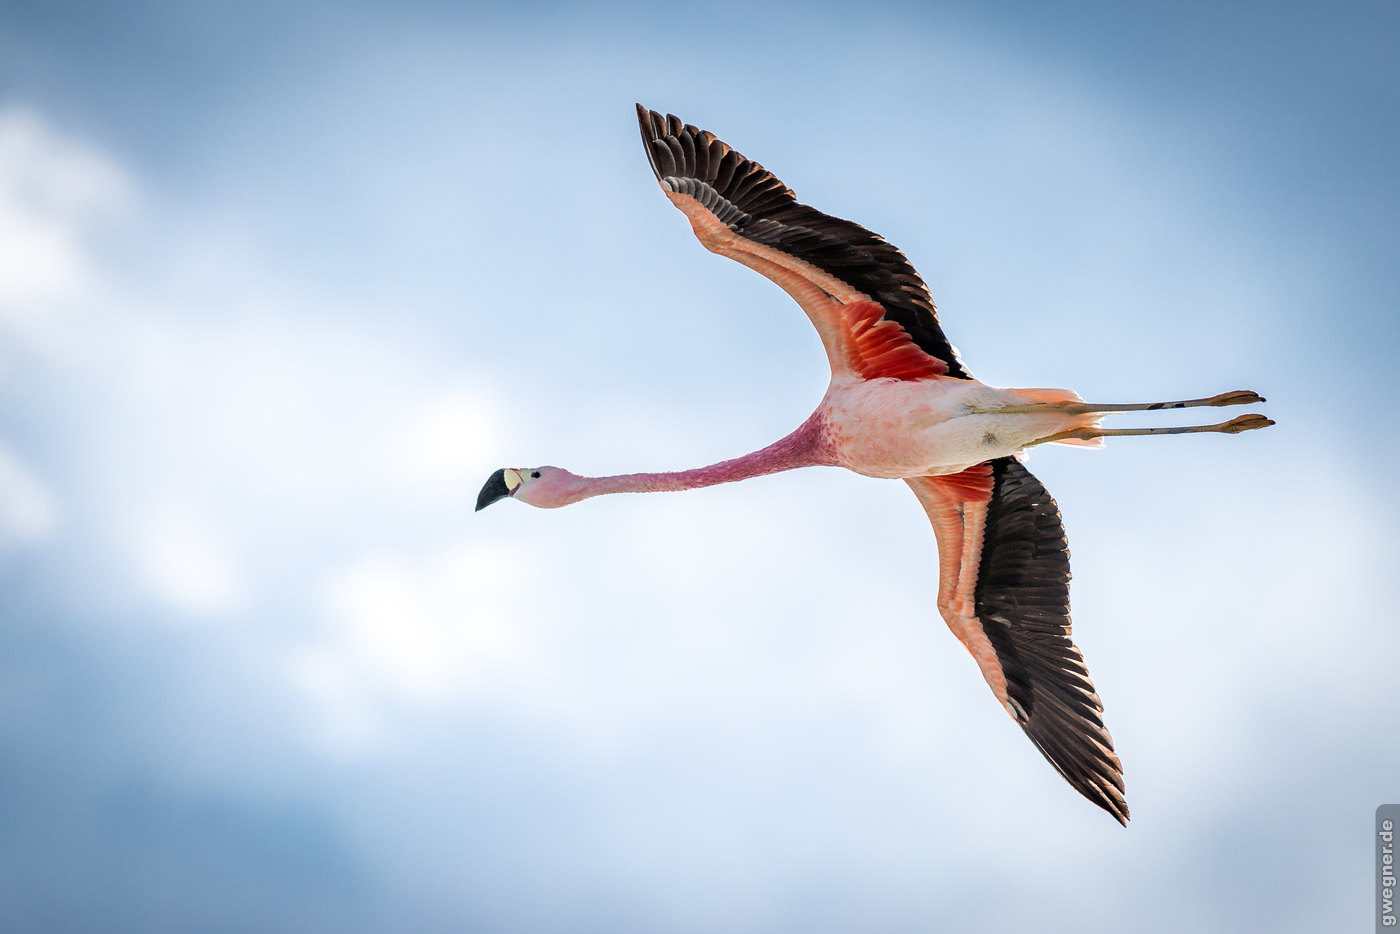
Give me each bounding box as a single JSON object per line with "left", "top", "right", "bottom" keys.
{"left": 476, "top": 105, "right": 1273, "bottom": 823}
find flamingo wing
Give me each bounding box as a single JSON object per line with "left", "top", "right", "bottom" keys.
{"left": 637, "top": 105, "right": 968, "bottom": 381}
{"left": 907, "top": 459, "right": 1128, "bottom": 823}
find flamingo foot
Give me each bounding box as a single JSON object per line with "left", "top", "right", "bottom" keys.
{"left": 1203, "top": 390, "right": 1266, "bottom": 407}
{"left": 1218, "top": 413, "right": 1275, "bottom": 433}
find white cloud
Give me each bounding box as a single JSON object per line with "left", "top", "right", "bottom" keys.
{"left": 132, "top": 501, "right": 245, "bottom": 616}
{"left": 0, "top": 105, "right": 133, "bottom": 324}
{"left": 396, "top": 384, "right": 506, "bottom": 500}
{"left": 0, "top": 438, "right": 58, "bottom": 546}
{"left": 285, "top": 649, "right": 385, "bottom": 758}
{"left": 296, "top": 541, "right": 543, "bottom": 748}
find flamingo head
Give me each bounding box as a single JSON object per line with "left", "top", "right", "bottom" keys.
{"left": 475, "top": 466, "right": 581, "bottom": 510}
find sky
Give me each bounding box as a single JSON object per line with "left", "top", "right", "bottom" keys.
{"left": 1, "top": 1, "right": 1396, "bottom": 931}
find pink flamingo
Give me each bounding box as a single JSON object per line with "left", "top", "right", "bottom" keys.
{"left": 477, "top": 105, "right": 1273, "bottom": 823}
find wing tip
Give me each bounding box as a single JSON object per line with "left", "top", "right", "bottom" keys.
{"left": 634, "top": 101, "right": 657, "bottom": 139}
{"left": 1022, "top": 715, "right": 1130, "bottom": 824}
{"left": 635, "top": 102, "right": 666, "bottom": 181}
{"left": 1099, "top": 782, "right": 1131, "bottom": 825}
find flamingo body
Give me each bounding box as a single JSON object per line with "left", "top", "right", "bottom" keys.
{"left": 476, "top": 105, "right": 1274, "bottom": 825}
{"left": 819, "top": 376, "right": 1095, "bottom": 479}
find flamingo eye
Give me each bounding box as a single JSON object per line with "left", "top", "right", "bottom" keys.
{"left": 531, "top": 471, "right": 541, "bottom": 479}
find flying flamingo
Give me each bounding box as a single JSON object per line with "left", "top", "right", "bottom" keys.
{"left": 477, "top": 105, "right": 1273, "bottom": 823}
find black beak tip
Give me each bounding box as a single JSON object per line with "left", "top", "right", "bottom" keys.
{"left": 476, "top": 468, "right": 511, "bottom": 512}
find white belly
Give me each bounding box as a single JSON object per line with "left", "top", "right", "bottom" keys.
{"left": 820, "top": 377, "right": 1082, "bottom": 479}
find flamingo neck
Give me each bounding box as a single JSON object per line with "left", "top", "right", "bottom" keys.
{"left": 571, "top": 410, "right": 834, "bottom": 502}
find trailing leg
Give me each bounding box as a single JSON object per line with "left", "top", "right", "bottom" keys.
{"left": 1031, "top": 413, "right": 1275, "bottom": 446}
{"left": 989, "top": 389, "right": 1265, "bottom": 416}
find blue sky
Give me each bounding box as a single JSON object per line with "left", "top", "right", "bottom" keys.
{"left": 1, "top": 1, "right": 1396, "bottom": 931}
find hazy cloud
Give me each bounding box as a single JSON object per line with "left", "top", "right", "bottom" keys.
{"left": 0, "top": 439, "right": 57, "bottom": 547}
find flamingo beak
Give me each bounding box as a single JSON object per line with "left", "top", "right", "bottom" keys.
{"left": 475, "top": 468, "right": 523, "bottom": 511}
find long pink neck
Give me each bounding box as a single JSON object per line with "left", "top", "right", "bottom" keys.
{"left": 568, "top": 410, "right": 835, "bottom": 502}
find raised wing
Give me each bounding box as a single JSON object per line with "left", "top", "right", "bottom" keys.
{"left": 907, "top": 459, "right": 1128, "bottom": 824}
{"left": 637, "top": 105, "right": 969, "bottom": 380}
